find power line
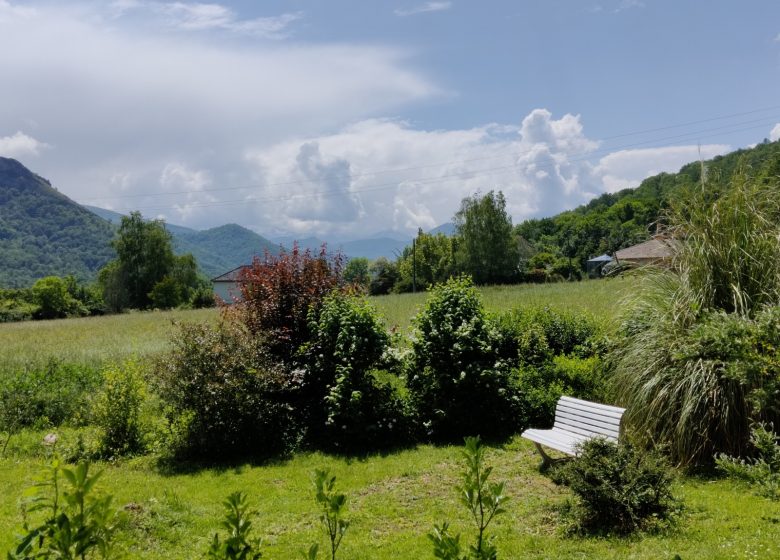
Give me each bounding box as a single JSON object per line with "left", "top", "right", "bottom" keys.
{"left": 78, "top": 105, "right": 780, "bottom": 203}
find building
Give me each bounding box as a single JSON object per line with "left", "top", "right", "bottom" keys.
{"left": 211, "top": 265, "right": 250, "bottom": 303}
{"left": 586, "top": 253, "right": 613, "bottom": 278}
{"left": 614, "top": 235, "right": 678, "bottom": 267}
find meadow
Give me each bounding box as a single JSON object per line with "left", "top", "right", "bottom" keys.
{"left": 3, "top": 277, "right": 779, "bottom": 559}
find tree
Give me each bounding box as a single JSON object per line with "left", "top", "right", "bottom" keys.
{"left": 343, "top": 257, "right": 370, "bottom": 290}
{"left": 99, "top": 211, "right": 199, "bottom": 310}
{"left": 454, "top": 191, "right": 519, "bottom": 284}
{"left": 395, "top": 230, "right": 456, "bottom": 293}
{"left": 31, "top": 276, "right": 81, "bottom": 319}
{"left": 369, "top": 257, "right": 399, "bottom": 295}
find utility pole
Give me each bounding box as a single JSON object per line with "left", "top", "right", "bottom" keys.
{"left": 412, "top": 236, "right": 417, "bottom": 293}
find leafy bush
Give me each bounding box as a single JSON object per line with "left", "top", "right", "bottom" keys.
{"left": 154, "top": 321, "right": 298, "bottom": 459}
{"left": 230, "top": 244, "right": 344, "bottom": 363}
{"left": 429, "top": 436, "right": 508, "bottom": 559}
{"left": 407, "top": 277, "right": 521, "bottom": 441}
{"left": 614, "top": 172, "right": 780, "bottom": 466}
{"left": 301, "top": 294, "right": 410, "bottom": 450}
{"left": 9, "top": 458, "right": 118, "bottom": 559}
{"left": 207, "top": 492, "right": 263, "bottom": 560}
{"left": 516, "top": 355, "right": 606, "bottom": 428}
{"left": 32, "top": 276, "right": 85, "bottom": 319}
{"left": 0, "top": 361, "right": 101, "bottom": 432}
{"left": 717, "top": 424, "right": 780, "bottom": 500}
{"left": 555, "top": 438, "right": 678, "bottom": 535}
{"left": 92, "top": 361, "right": 147, "bottom": 457}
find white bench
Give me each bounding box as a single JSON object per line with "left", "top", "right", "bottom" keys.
{"left": 521, "top": 396, "right": 625, "bottom": 466}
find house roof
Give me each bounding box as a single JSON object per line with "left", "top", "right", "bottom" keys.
{"left": 211, "top": 264, "right": 251, "bottom": 282}
{"left": 587, "top": 253, "right": 613, "bottom": 263}
{"left": 615, "top": 237, "right": 679, "bottom": 261}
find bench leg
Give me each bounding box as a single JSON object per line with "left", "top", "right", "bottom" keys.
{"left": 534, "top": 442, "right": 555, "bottom": 469}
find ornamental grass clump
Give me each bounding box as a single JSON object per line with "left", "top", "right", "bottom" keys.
{"left": 613, "top": 170, "right": 780, "bottom": 466}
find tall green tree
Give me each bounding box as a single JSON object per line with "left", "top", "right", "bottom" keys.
{"left": 99, "top": 211, "right": 198, "bottom": 310}
{"left": 454, "top": 191, "right": 519, "bottom": 285}
{"left": 396, "top": 230, "right": 456, "bottom": 292}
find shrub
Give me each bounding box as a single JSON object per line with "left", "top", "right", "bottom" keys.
{"left": 207, "top": 492, "right": 263, "bottom": 560}
{"left": 407, "top": 277, "right": 521, "bottom": 441}
{"left": 154, "top": 321, "right": 298, "bottom": 459}
{"left": 428, "top": 436, "right": 508, "bottom": 559}
{"left": 301, "top": 294, "right": 409, "bottom": 450}
{"left": 92, "top": 361, "right": 147, "bottom": 457}
{"left": 555, "top": 438, "right": 678, "bottom": 535}
{"left": 230, "top": 244, "right": 344, "bottom": 363}
{"left": 613, "top": 172, "right": 780, "bottom": 466}
{"left": 31, "top": 276, "right": 85, "bottom": 319}
{"left": 716, "top": 424, "right": 780, "bottom": 500}
{"left": 9, "top": 458, "right": 118, "bottom": 559}
{"left": 0, "top": 361, "right": 101, "bottom": 432}
{"left": 307, "top": 468, "right": 349, "bottom": 560}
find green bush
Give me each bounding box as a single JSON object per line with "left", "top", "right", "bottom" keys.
{"left": 716, "top": 424, "right": 780, "bottom": 500}
{"left": 614, "top": 172, "right": 780, "bottom": 466}
{"left": 207, "top": 492, "right": 263, "bottom": 560}
{"left": 0, "top": 361, "right": 101, "bottom": 432}
{"left": 154, "top": 321, "right": 298, "bottom": 459}
{"left": 407, "top": 277, "right": 521, "bottom": 441}
{"left": 93, "top": 361, "right": 147, "bottom": 457}
{"left": 555, "top": 438, "right": 678, "bottom": 535}
{"left": 302, "top": 293, "right": 410, "bottom": 450}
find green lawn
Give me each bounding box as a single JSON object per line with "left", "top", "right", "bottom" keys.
{"left": 2, "top": 432, "right": 778, "bottom": 559}
{"left": 5, "top": 277, "right": 774, "bottom": 559}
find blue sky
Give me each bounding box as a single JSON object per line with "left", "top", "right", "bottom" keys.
{"left": 1, "top": 0, "right": 779, "bottom": 238}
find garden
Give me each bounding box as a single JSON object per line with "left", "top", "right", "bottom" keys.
{"left": 2, "top": 172, "right": 780, "bottom": 558}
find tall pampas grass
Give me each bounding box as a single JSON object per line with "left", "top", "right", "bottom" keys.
{"left": 613, "top": 169, "right": 780, "bottom": 466}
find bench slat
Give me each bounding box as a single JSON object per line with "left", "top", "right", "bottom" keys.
{"left": 556, "top": 402, "right": 624, "bottom": 425}
{"left": 557, "top": 398, "right": 625, "bottom": 420}
{"left": 559, "top": 396, "right": 626, "bottom": 414}
{"left": 554, "top": 409, "right": 621, "bottom": 436}
{"left": 553, "top": 420, "right": 619, "bottom": 440}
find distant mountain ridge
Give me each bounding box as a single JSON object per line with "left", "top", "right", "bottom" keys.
{"left": 0, "top": 158, "right": 116, "bottom": 288}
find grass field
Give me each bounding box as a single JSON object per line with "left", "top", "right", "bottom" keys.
{"left": 5, "top": 277, "right": 777, "bottom": 559}
{"left": 0, "top": 277, "right": 633, "bottom": 373}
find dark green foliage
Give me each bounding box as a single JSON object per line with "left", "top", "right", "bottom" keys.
{"left": 368, "top": 257, "right": 399, "bottom": 295}
{"left": 9, "top": 459, "right": 118, "bottom": 559}
{"left": 207, "top": 492, "right": 263, "bottom": 560}
{"left": 343, "top": 257, "right": 370, "bottom": 291}
{"left": 454, "top": 191, "right": 519, "bottom": 285}
{"left": 716, "top": 424, "right": 780, "bottom": 500}
{"left": 302, "top": 294, "right": 409, "bottom": 450}
{"left": 93, "top": 362, "right": 147, "bottom": 457}
{"left": 310, "top": 469, "right": 349, "bottom": 560}
{"left": 0, "top": 361, "right": 102, "bottom": 432}
{"left": 154, "top": 322, "right": 298, "bottom": 459}
{"left": 494, "top": 307, "right": 605, "bottom": 428}
{"left": 31, "top": 276, "right": 84, "bottom": 319}
{"left": 555, "top": 438, "right": 678, "bottom": 535}
{"left": 99, "top": 211, "right": 201, "bottom": 311}
{"left": 408, "top": 277, "right": 521, "bottom": 441}
{"left": 395, "top": 230, "right": 456, "bottom": 293}
{"left": 0, "top": 157, "right": 116, "bottom": 289}
{"left": 429, "top": 437, "right": 508, "bottom": 559}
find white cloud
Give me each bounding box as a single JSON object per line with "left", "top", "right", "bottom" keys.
{"left": 770, "top": 123, "right": 780, "bottom": 141}
{"left": 614, "top": 0, "right": 645, "bottom": 13}
{"left": 395, "top": 2, "right": 452, "bottom": 17}
{"left": 0, "top": 131, "right": 48, "bottom": 158}
{"left": 0, "top": 0, "right": 35, "bottom": 20}
{"left": 112, "top": 1, "right": 303, "bottom": 37}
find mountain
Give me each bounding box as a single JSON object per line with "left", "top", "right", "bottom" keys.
{"left": 429, "top": 222, "right": 456, "bottom": 236}
{"left": 174, "top": 224, "right": 279, "bottom": 279}
{"left": 0, "top": 157, "right": 116, "bottom": 288}
{"left": 82, "top": 206, "right": 279, "bottom": 279}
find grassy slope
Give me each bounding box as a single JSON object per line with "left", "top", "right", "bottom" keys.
{"left": 4, "top": 279, "right": 778, "bottom": 558}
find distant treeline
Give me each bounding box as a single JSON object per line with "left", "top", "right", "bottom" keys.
{"left": 362, "top": 139, "right": 780, "bottom": 295}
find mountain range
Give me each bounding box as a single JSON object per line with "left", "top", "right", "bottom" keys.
{"left": 0, "top": 157, "right": 449, "bottom": 287}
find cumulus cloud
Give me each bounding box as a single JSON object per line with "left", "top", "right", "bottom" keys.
{"left": 395, "top": 2, "right": 452, "bottom": 17}
{"left": 0, "top": 131, "right": 48, "bottom": 158}
{"left": 770, "top": 123, "right": 780, "bottom": 141}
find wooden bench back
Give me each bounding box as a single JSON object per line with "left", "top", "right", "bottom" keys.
{"left": 553, "top": 396, "right": 625, "bottom": 442}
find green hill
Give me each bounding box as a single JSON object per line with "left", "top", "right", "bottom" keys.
{"left": 0, "top": 157, "right": 116, "bottom": 288}
{"left": 515, "top": 139, "right": 780, "bottom": 270}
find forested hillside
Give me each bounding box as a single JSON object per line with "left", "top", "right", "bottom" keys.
{"left": 515, "top": 139, "right": 780, "bottom": 270}
{"left": 0, "top": 158, "right": 116, "bottom": 288}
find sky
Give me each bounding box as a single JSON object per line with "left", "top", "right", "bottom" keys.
{"left": 1, "top": 0, "right": 779, "bottom": 239}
